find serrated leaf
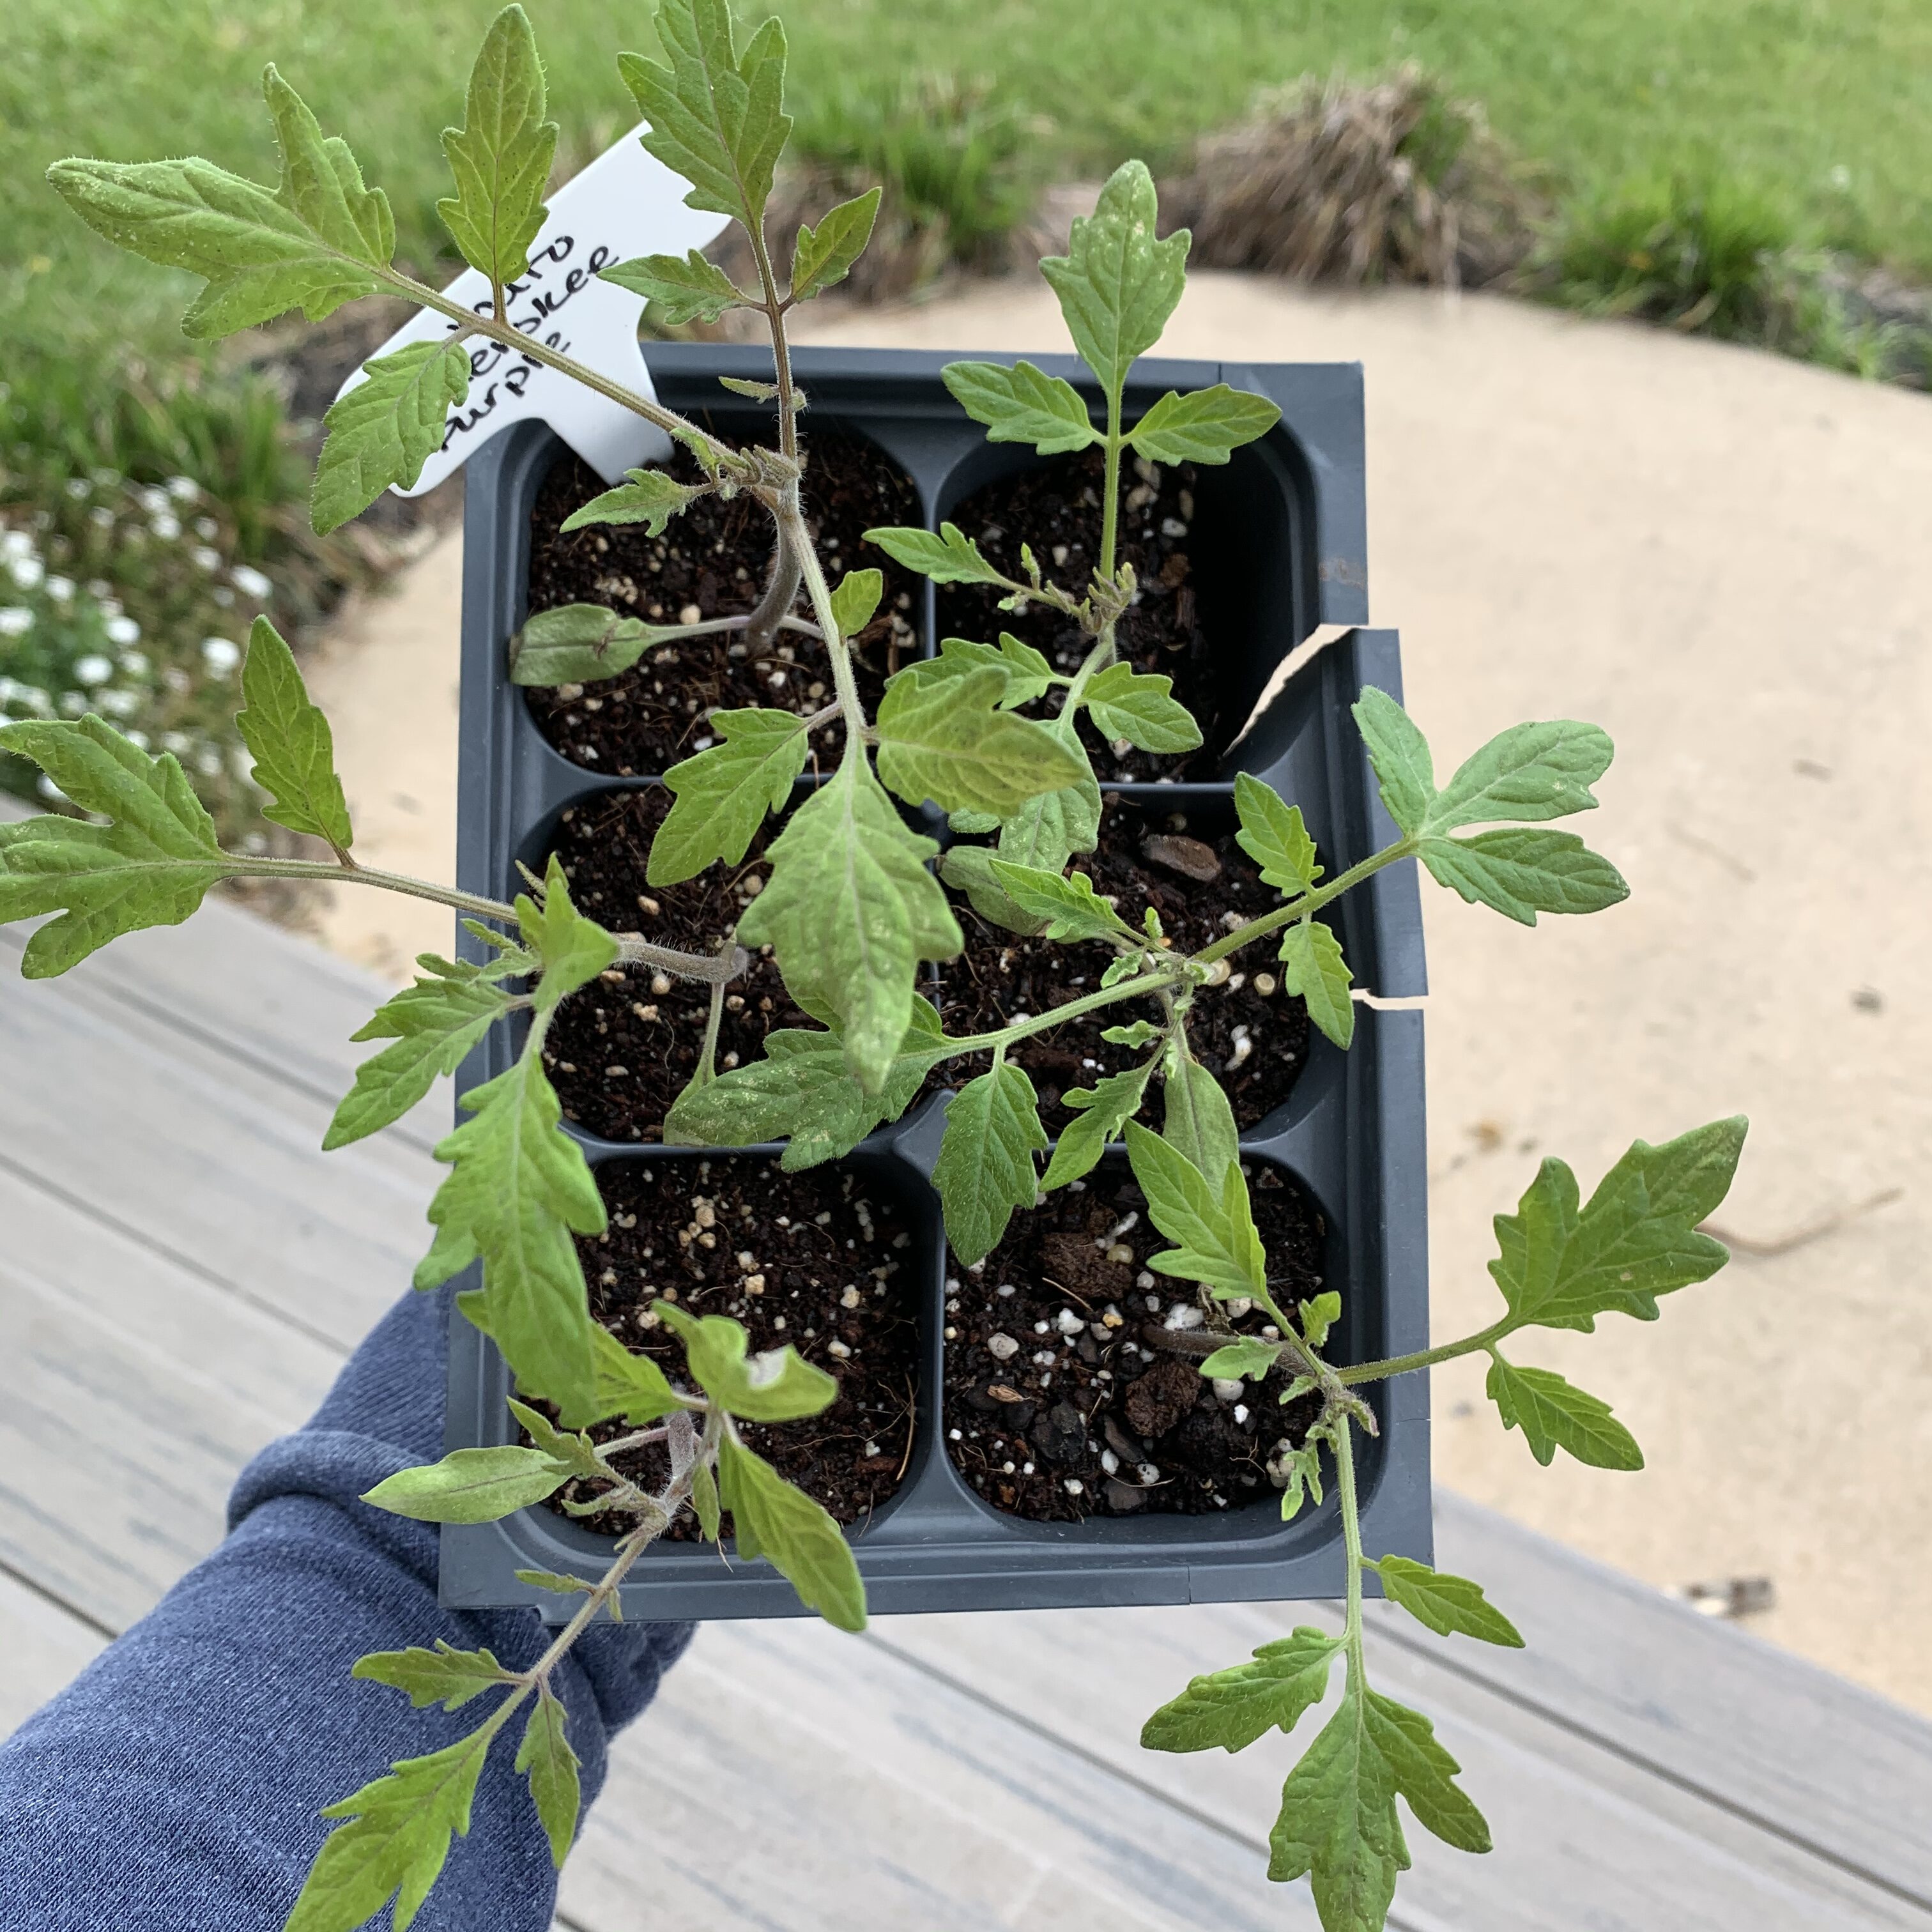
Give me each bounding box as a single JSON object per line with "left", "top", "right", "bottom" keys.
{"left": 1420, "top": 828, "right": 1630, "bottom": 926}
{"left": 1376, "top": 1556, "right": 1524, "bottom": 1648}
{"left": 514, "top": 1568, "right": 601, "bottom": 1598}
{"left": 689, "top": 1456, "right": 722, "bottom": 1540}
{"left": 940, "top": 358, "right": 1098, "bottom": 454}
{"left": 1352, "top": 686, "right": 1435, "bottom": 838}
{"left": 1277, "top": 917, "right": 1355, "bottom": 1050}
{"left": 560, "top": 467, "right": 700, "bottom": 537}
{"left": 236, "top": 615, "right": 352, "bottom": 850}
{"left": 737, "top": 758, "right": 960, "bottom": 1092}
{"left": 829, "top": 565, "right": 883, "bottom": 639}
{"left": 1299, "top": 1289, "right": 1342, "bottom": 1349}
{"left": 517, "top": 1686, "right": 581, "bottom": 1868}
{"left": 657, "top": 1303, "right": 838, "bottom": 1422}
{"left": 599, "top": 247, "right": 746, "bottom": 324}
{"left": 1162, "top": 1048, "right": 1240, "bottom": 1188}
{"left": 48, "top": 67, "right": 394, "bottom": 342}
{"left": 1277, "top": 1437, "right": 1326, "bottom": 1521}
{"left": 618, "top": 0, "right": 790, "bottom": 229}
{"left": 287, "top": 1724, "right": 493, "bottom": 1932}
{"left": 508, "top": 604, "right": 663, "bottom": 686}
{"left": 648, "top": 709, "right": 809, "bottom": 886}
{"left": 1101, "top": 1018, "right": 1162, "bottom": 1048}
{"left": 0, "top": 716, "right": 226, "bottom": 976}
{"left": 1234, "top": 772, "right": 1321, "bottom": 894}
{"left": 1427, "top": 721, "right": 1615, "bottom": 833}
{"left": 439, "top": 4, "right": 556, "bottom": 285}
{"left": 1040, "top": 160, "right": 1189, "bottom": 401}
{"left": 362, "top": 1446, "right": 568, "bottom": 1522}
{"left": 1082, "top": 662, "right": 1202, "bottom": 753}
{"left": 904, "top": 634, "right": 1054, "bottom": 713}
{"left": 985, "top": 858, "right": 1128, "bottom": 942}
{"left": 863, "top": 520, "right": 1007, "bottom": 586}
{"left": 791, "top": 186, "right": 882, "bottom": 301}
{"left": 325, "top": 956, "right": 512, "bottom": 1151}
{"left": 1124, "top": 1123, "right": 1266, "bottom": 1299}
{"left": 1042, "top": 1059, "right": 1155, "bottom": 1189}
{"left": 934, "top": 1061, "right": 1048, "bottom": 1264}
{"left": 518, "top": 854, "right": 618, "bottom": 1011}
{"left": 877, "top": 661, "right": 1085, "bottom": 815}
{"left": 1199, "top": 1335, "right": 1283, "bottom": 1383}
{"left": 1141, "top": 1629, "right": 1340, "bottom": 1754}
{"left": 566, "top": 1322, "right": 685, "bottom": 1429}
{"left": 352, "top": 1641, "right": 513, "bottom": 1712}
{"left": 1127, "top": 383, "right": 1282, "bottom": 463}
{"left": 939, "top": 843, "right": 1046, "bottom": 936}
{"left": 663, "top": 998, "right": 947, "bottom": 1167}
{"left": 995, "top": 716, "right": 1101, "bottom": 875}
{"left": 1485, "top": 1354, "right": 1643, "bottom": 1470}
{"left": 312, "top": 337, "right": 470, "bottom": 535}
{"left": 717, "top": 1436, "right": 866, "bottom": 1630}
{"left": 717, "top": 375, "right": 784, "bottom": 401}
{"left": 507, "top": 1397, "right": 605, "bottom": 1480}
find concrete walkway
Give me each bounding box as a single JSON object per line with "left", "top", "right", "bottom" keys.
{"left": 307, "top": 277, "right": 1932, "bottom": 1711}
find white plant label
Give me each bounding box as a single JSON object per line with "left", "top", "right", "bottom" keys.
{"left": 334, "top": 125, "right": 728, "bottom": 494}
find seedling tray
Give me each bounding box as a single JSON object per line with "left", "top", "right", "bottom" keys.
{"left": 438, "top": 345, "right": 1430, "bottom": 1621}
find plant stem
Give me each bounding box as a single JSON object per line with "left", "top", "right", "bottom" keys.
{"left": 1335, "top": 1321, "right": 1513, "bottom": 1387}
{"left": 786, "top": 500, "right": 868, "bottom": 741}
{"left": 234, "top": 855, "right": 519, "bottom": 923}
{"left": 1188, "top": 839, "right": 1415, "bottom": 971}
{"left": 1099, "top": 390, "right": 1124, "bottom": 583}
{"left": 947, "top": 964, "right": 1187, "bottom": 1054}
{"left": 614, "top": 932, "right": 748, "bottom": 985}
{"left": 1334, "top": 1414, "right": 1366, "bottom": 1652}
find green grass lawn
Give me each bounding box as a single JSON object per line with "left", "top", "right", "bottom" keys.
{"left": 6, "top": 0, "right": 1932, "bottom": 360}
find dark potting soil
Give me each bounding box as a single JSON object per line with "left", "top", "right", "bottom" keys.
{"left": 935, "top": 795, "right": 1312, "bottom": 1135}
{"left": 523, "top": 429, "right": 923, "bottom": 774}
{"left": 944, "top": 1162, "right": 1326, "bottom": 1522}
{"left": 939, "top": 446, "right": 1217, "bottom": 781}
{"left": 540, "top": 786, "right": 808, "bottom": 1142}
{"left": 549, "top": 1157, "right": 921, "bottom": 1540}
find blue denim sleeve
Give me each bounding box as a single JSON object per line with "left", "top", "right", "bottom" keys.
{"left": 0, "top": 1285, "right": 691, "bottom": 1931}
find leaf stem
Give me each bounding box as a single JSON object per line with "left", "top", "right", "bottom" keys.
{"left": 233, "top": 855, "right": 519, "bottom": 923}
{"left": 1187, "top": 839, "right": 1415, "bottom": 970}
{"left": 1334, "top": 1414, "right": 1367, "bottom": 1653}
{"left": 1335, "top": 1320, "right": 1514, "bottom": 1387}
{"left": 947, "top": 965, "right": 1187, "bottom": 1054}
{"left": 613, "top": 932, "right": 748, "bottom": 986}
{"left": 1099, "top": 389, "right": 1124, "bottom": 583}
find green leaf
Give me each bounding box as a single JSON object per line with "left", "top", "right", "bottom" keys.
{"left": 985, "top": 858, "right": 1129, "bottom": 942}
{"left": 1124, "top": 1123, "right": 1266, "bottom": 1300}
{"left": 1267, "top": 1679, "right": 1489, "bottom": 1922}
{"left": 1377, "top": 1556, "right": 1524, "bottom": 1647}
{"left": 663, "top": 997, "right": 946, "bottom": 1167}
{"left": 648, "top": 709, "right": 809, "bottom": 886}
{"left": 900, "top": 635, "right": 1047, "bottom": 712}
{"left": 933, "top": 1060, "right": 1048, "bottom": 1264}
{"left": 1234, "top": 772, "right": 1321, "bottom": 894}
{"left": 1485, "top": 1354, "right": 1644, "bottom": 1470}
{"left": 1101, "top": 1018, "right": 1162, "bottom": 1048}
{"left": 0, "top": 716, "right": 226, "bottom": 976}
{"left": 325, "top": 956, "right": 513, "bottom": 1151}
{"left": 1041, "top": 1059, "right": 1155, "bottom": 1189}
{"left": 790, "top": 187, "right": 882, "bottom": 301}
{"left": 362, "top": 1446, "right": 568, "bottom": 1522}
{"left": 1352, "top": 686, "right": 1436, "bottom": 838}
{"left": 863, "top": 521, "right": 1007, "bottom": 587}
{"left": 657, "top": 1304, "right": 839, "bottom": 1422}
{"left": 1040, "top": 160, "right": 1189, "bottom": 402}
{"left": 565, "top": 1323, "right": 685, "bottom": 1429}
{"left": 1298, "top": 1289, "right": 1342, "bottom": 1349}
{"left": 1198, "top": 1335, "right": 1284, "bottom": 1383}
{"left": 514, "top": 1568, "right": 601, "bottom": 1598}
{"left": 717, "top": 375, "right": 784, "bottom": 401}
{"left": 559, "top": 467, "right": 700, "bottom": 537}
{"left": 312, "top": 337, "right": 470, "bottom": 536}
{"left": 599, "top": 248, "right": 746, "bottom": 324}
{"left": 288, "top": 1724, "right": 494, "bottom": 1932}
{"left": 1420, "top": 828, "right": 1630, "bottom": 926}
{"left": 994, "top": 716, "right": 1101, "bottom": 874}
{"left": 48, "top": 67, "right": 394, "bottom": 341}
{"left": 1161, "top": 1048, "right": 1241, "bottom": 1188}
{"left": 717, "top": 1436, "right": 866, "bottom": 1631}
{"left": 1276, "top": 1436, "right": 1326, "bottom": 1522}
{"left": 1140, "top": 1628, "right": 1340, "bottom": 1754}
{"left": 829, "top": 565, "right": 884, "bottom": 639}
{"left": 689, "top": 1457, "right": 722, "bottom": 1540}
{"left": 1489, "top": 1118, "right": 1746, "bottom": 1332}
{"left": 438, "top": 4, "right": 557, "bottom": 285}
{"left": 737, "top": 759, "right": 961, "bottom": 1092}
{"left": 518, "top": 854, "right": 618, "bottom": 1011}
{"left": 1276, "top": 917, "right": 1355, "bottom": 1050}
{"left": 507, "top": 604, "right": 663, "bottom": 686}
{"left": 236, "top": 615, "right": 353, "bottom": 850}
{"left": 507, "top": 1397, "right": 605, "bottom": 1480}
{"left": 618, "top": 0, "right": 790, "bottom": 229}
{"left": 517, "top": 1686, "right": 581, "bottom": 1868}
{"left": 940, "top": 358, "right": 1098, "bottom": 454}
{"left": 1127, "top": 383, "right": 1281, "bottom": 463}
{"left": 352, "top": 1641, "right": 513, "bottom": 1712}
{"left": 1427, "top": 721, "right": 1614, "bottom": 833}
{"left": 1082, "top": 663, "right": 1202, "bottom": 753}
{"left": 938, "top": 843, "right": 1045, "bottom": 936}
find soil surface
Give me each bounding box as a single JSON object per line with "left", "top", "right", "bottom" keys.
{"left": 944, "top": 1160, "right": 1326, "bottom": 1521}
{"left": 937, "top": 795, "right": 1312, "bottom": 1133}
{"left": 524, "top": 429, "right": 922, "bottom": 774}
{"left": 541, "top": 787, "right": 807, "bottom": 1141}
{"left": 939, "top": 446, "right": 1216, "bottom": 781}
{"left": 549, "top": 1157, "right": 921, "bottom": 1539}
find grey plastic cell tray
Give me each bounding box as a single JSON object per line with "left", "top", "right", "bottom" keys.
{"left": 437, "top": 344, "right": 1430, "bottom": 1621}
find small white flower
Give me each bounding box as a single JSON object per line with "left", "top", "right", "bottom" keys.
{"left": 167, "top": 475, "right": 199, "bottom": 503}
{"left": 72, "top": 654, "right": 114, "bottom": 687}
{"left": 84, "top": 579, "right": 111, "bottom": 601}
{"left": 57, "top": 691, "right": 87, "bottom": 717}
{"left": 124, "top": 730, "right": 150, "bottom": 749}
{"left": 89, "top": 468, "right": 119, "bottom": 490}
{"left": 0, "top": 607, "right": 33, "bottom": 638}
{"left": 201, "top": 635, "right": 241, "bottom": 675}
{"left": 192, "top": 546, "right": 222, "bottom": 572}
{"left": 88, "top": 507, "right": 115, "bottom": 531}
{"left": 193, "top": 516, "right": 218, "bottom": 540}
{"left": 119, "top": 649, "right": 150, "bottom": 677}
{"left": 96, "top": 688, "right": 141, "bottom": 719}
{"left": 138, "top": 486, "right": 170, "bottom": 516}
{"left": 64, "top": 478, "right": 90, "bottom": 502}
{"left": 230, "top": 564, "right": 273, "bottom": 601}
{"left": 211, "top": 586, "right": 235, "bottom": 607}
{"left": 6, "top": 558, "right": 40, "bottom": 592}
{"left": 1, "top": 530, "right": 33, "bottom": 562}
{"left": 162, "top": 731, "right": 192, "bottom": 755}
{"left": 44, "top": 575, "right": 73, "bottom": 602}
{"left": 104, "top": 615, "right": 141, "bottom": 647}
{"left": 150, "top": 512, "right": 182, "bottom": 542}
{"left": 195, "top": 744, "right": 224, "bottom": 777}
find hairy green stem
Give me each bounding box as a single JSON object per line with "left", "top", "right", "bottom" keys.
{"left": 1099, "top": 392, "right": 1124, "bottom": 583}
{"left": 1335, "top": 1415, "right": 1367, "bottom": 1654}
{"left": 947, "top": 963, "right": 1188, "bottom": 1054}
{"left": 614, "top": 932, "right": 747, "bottom": 985}
{"left": 235, "top": 855, "right": 518, "bottom": 923}
{"left": 1189, "top": 839, "right": 1416, "bottom": 970}
{"left": 785, "top": 500, "right": 868, "bottom": 743}
{"left": 1336, "top": 1319, "right": 1514, "bottom": 1387}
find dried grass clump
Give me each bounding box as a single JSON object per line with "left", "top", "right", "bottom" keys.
{"left": 1161, "top": 65, "right": 1538, "bottom": 290}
